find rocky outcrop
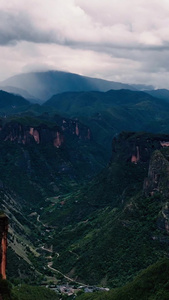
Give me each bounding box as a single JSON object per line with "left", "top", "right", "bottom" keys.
{"left": 0, "top": 118, "right": 92, "bottom": 149}
{"left": 143, "top": 150, "right": 169, "bottom": 197}
{"left": 29, "top": 127, "right": 40, "bottom": 144}
{"left": 0, "top": 122, "right": 64, "bottom": 148}
{"left": 54, "top": 131, "right": 64, "bottom": 148}
{"left": 0, "top": 214, "right": 8, "bottom": 280}
{"left": 55, "top": 117, "right": 92, "bottom": 141}
{"left": 131, "top": 146, "right": 140, "bottom": 164}
{"left": 141, "top": 144, "right": 169, "bottom": 234}
{"left": 111, "top": 132, "right": 169, "bottom": 164}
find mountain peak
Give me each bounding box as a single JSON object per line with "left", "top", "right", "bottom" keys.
{"left": 0, "top": 71, "right": 138, "bottom": 102}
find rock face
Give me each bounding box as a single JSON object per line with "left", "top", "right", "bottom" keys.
{"left": 0, "top": 214, "right": 8, "bottom": 280}
{"left": 0, "top": 118, "right": 91, "bottom": 149}
{"left": 55, "top": 116, "right": 92, "bottom": 141}
{"left": 0, "top": 121, "right": 64, "bottom": 148}
{"left": 144, "top": 150, "right": 169, "bottom": 197}
{"left": 142, "top": 147, "right": 169, "bottom": 234}
{"left": 111, "top": 132, "right": 169, "bottom": 164}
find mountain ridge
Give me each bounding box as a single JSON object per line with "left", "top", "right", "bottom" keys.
{"left": 0, "top": 70, "right": 148, "bottom": 101}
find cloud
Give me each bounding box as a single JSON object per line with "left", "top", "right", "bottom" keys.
{"left": 1, "top": 0, "right": 169, "bottom": 88}
{"left": 1, "top": 0, "right": 169, "bottom": 49}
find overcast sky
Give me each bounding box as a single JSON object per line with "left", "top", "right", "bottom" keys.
{"left": 1, "top": 0, "right": 169, "bottom": 88}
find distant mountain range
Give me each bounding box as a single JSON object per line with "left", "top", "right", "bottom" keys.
{"left": 44, "top": 89, "right": 169, "bottom": 155}
{"left": 2, "top": 88, "right": 169, "bottom": 162}
{"left": 0, "top": 86, "right": 37, "bottom": 102}
{"left": 0, "top": 70, "right": 154, "bottom": 102}
{"left": 146, "top": 88, "right": 169, "bottom": 102}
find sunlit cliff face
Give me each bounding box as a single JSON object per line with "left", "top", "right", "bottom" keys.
{"left": 0, "top": 215, "right": 8, "bottom": 280}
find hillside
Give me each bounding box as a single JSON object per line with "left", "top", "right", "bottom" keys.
{"left": 0, "top": 280, "right": 60, "bottom": 300}
{"left": 0, "top": 114, "right": 106, "bottom": 281}
{"left": 0, "top": 90, "right": 30, "bottom": 115}
{"left": 146, "top": 89, "right": 169, "bottom": 102}
{"left": 2, "top": 89, "right": 169, "bottom": 161}
{"left": 77, "top": 258, "right": 169, "bottom": 300}
{"left": 0, "top": 86, "right": 38, "bottom": 102}
{"left": 2, "top": 88, "right": 169, "bottom": 292}
{"left": 39, "top": 132, "right": 169, "bottom": 287}
{"left": 44, "top": 89, "right": 169, "bottom": 154}
{"left": 0, "top": 71, "right": 137, "bottom": 101}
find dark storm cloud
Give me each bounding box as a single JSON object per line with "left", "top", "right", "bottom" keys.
{"left": 0, "top": 11, "right": 65, "bottom": 46}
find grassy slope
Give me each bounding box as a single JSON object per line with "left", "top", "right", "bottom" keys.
{"left": 0, "top": 280, "right": 60, "bottom": 300}
{"left": 77, "top": 258, "right": 169, "bottom": 300}
{"left": 12, "top": 284, "right": 60, "bottom": 300}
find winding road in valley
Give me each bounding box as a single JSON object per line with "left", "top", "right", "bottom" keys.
{"left": 47, "top": 261, "right": 86, "bottom": 286}
{"left": 37, "top": 213, "right": 86, "bottom": 286}
{"left": 37, "top": 214, "right": 109, "bottom": 291}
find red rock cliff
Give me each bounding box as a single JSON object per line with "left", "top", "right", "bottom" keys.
{"left": 0, "top": 119, "right": 91, "bottom": 148}
{"left": 111, "top": 132, "right": 169, "bottom": 164}
{"left": 0, "top": 215, "right": 8, "bottom": 280}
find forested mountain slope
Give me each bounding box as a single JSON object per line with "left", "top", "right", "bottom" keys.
{"left": 40, "top": 132, "right": 169, "bottom": 287}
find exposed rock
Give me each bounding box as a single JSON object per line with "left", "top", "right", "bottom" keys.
{"left": 143, "top": 149, "right": 169, "bottom": 234}
{"left": 29, "top": 128, "right": 40, "bottom": 144}
{"left": 0, "top": 214, "right": 8, "bottom": 279}
{"left": 54, "top": 131, "right": 64, "bottom": 148}
{"left": 160, "top": 141, "right": 169, "bottom": 147}
{"left": 56, "top": 117, "right": 92, "bottom": 141}
{"left": 131, "top": 146, "right": 140, "bottom": 164}
{"left": 0, "top": 118, "right": 92, "bottom": 149}
{"left": 111, "top": 132, "right": 169, "bottom": 164}
{"left": 0, "top": 121, "right": 64, "bottom": 148}
{"left": 144, "top": 150, "right": 169, "bottom": 197}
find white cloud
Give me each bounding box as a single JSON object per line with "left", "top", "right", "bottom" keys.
{"left": 0, "top": 0, "right": 169, "bottom": 88}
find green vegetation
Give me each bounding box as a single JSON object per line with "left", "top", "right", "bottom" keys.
{"left": 0, "top": 113, "right": 106, "bottom": 281}
{"left": 2, "top": 88, "right": 169, "bottom": 294}
{"left": 0, "top": 90, "right": 30, "bottom": 115}
{"left": 51, "top": 191, "right": 168, "bottom": 287}
{"left": 2, "top": 129, "right": 169, "bottom": 287}
{"left": 12, "top": 284, "right": 59, "bottom": 300}
{"left": 77, "top": 258, "right": 169, "bottom": 300}
{"left": 0, "top": 279, "right": 14, "bottom": 300}
{"left": 6, "top": 248, "right": 38, "bottom": 283}
{"left": 39, "top": 132, "right": 169, "bottom": 287}
{"left": 44, "top": 89, "right": 169, "bottom": 156}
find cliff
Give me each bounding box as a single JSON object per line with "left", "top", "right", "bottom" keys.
{"left": 0, "top": 214, "right": 8, "bottom": 280}
{"left": 0, "top": 118, "right": 91, "bottom": 148}
{"left": 111, "top": 131, "right": 169, "bottom": 164}
{"left": 48, "top": 131, "right": 169, "bottom": 287}
{"left": 144, "top": 150, "right": 169, "bottom": 197}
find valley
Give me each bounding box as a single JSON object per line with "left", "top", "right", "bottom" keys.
{"left": 1, "top": 72, "right": 169, "bottom": 299}
{"left": 2, "top": 0, "right": 169, "bottom": 297}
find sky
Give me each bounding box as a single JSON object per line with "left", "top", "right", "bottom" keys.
{"left": 0, "top": 0, "right": 169, "bottom": 88}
